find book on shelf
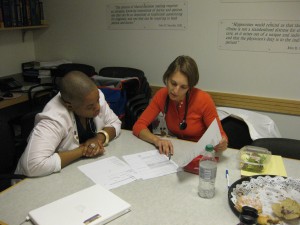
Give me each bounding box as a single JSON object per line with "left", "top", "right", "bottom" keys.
{"left": 1, "top": 0, "right": 12, "bottom": 27}
{"left": 16, "top": 0, "right": 23, "bottom": 27}
{"left": 9, "top": 0, "right": 17, "bottom": 27}
{"left": 0, "top": 0, "right": 45, "bottom": 28}
{"left": 29, "top": 0, "right": 37, "bottom": 25}
{"left": 38, "top": 0, "right": 44, "bottom": 24}
{"left": 0, "top": 0, "right": 4, "bottom": 28}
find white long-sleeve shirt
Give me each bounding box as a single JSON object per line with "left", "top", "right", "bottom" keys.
{"left": 15, "top": 90, "right": 121, "bottom": 177}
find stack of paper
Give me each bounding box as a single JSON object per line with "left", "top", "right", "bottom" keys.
{"left": 78, "top": 152, "right": 179, "bottom": 190}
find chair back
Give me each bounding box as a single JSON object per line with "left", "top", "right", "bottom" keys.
{"left": 0, "top": 119, "right": 26, "bottom": 191}
{"left": 52, "top": 63, "right": 97, "bottom": 88}
{"left": 0, "top": 119, "right": 16, "bottom": 174}
{"left": 221, "top": 116, "right": 253, "bottom": 149}
{"left": 98, "top": 67, "right": 152, "bottom": 98}
{"left": 124, "top": 94, "right": 149, "bottom": 130}
{"left": 12, "top": 84, "right": 58, "bottom": 157}
{"left": 99, "top": 67, "right": 144, "bottom": 79}
{"left": 98, "top": 67, "right": 152, "bottom": 129}
{"left": 251, "top": 138, "right": 300, "bottom": 159}
{"left": 28, "top": 83, "right": 58, "bottom": 109}
{"left": 53, "top": 63, "right": 97, "bottom": 77}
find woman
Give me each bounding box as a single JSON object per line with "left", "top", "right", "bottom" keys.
{"left": 133, "top": 55, "right": 228, "bottom": 156}
{"left": 15, "top": 71, "right": 121, "bottom": 177}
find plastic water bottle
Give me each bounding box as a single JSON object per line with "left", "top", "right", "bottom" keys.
{"left": 198, "top": 144, "right": 217, "bottom": 198}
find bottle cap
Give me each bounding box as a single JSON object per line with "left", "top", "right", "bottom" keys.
{"left": 241, "top": 206, "right": 258, "bottom": 219}
{"left": 239, "top": 214, "right": 257, "bottom": 224}
{"left": 205, "top": 144, "right": 214, "bottom": 152}
{"left": 239, "top": 206, "right": 258, "bottom": 224}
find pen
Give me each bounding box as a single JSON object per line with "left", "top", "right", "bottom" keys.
{"left": 168, "top": 152, "right": 172, "bottom": 160}
{"left": 226, "top": 169, "right": 230, "bottom": 189}
{"left": 83, "top": 214, "right": 101, "bottom": 225}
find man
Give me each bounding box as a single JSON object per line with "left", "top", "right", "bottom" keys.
{"left": 15, "top": 71, "right": 121, "bottom": 177}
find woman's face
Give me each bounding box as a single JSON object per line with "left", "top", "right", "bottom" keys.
{"left": 167, "top": 71, "right": 189, "bottom": 102}
{"left": 71, "top": 88, "right": 100, "bottom": 118}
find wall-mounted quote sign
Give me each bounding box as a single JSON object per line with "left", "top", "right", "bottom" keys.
{"left": 106, "top": 2, "right": 187, "bottom": 30}
{"left": 218, "top": 20, "right": 300, "bottom": 54}
{"left": 221, "top": 0, "right": 300, "bottom": 2}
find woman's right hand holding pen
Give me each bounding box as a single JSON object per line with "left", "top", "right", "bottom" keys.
{"left": 154, "top": 137, "right": 174, "bottom": 158}
{"left": 138, "top": 129, "right": 174, "bottom": 158}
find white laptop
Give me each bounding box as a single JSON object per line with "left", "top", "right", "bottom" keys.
{"left": 28, "top": 184, "right": 131, "bottom": 225}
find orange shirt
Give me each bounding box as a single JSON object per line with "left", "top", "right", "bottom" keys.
{"left": 133, "top": 87, "right": 227, "bottom": 142}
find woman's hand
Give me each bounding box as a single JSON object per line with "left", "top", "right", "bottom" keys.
{"left": 82, "top": 137, "right": 105, "bottom": 157}
{"left": 138, "top": 129, "right": 174, "bottom": 157}
{"left": 214, "top": 136, "right": 228, "bottom": 152}
{"left": 154, "top": 138, "right": 174, "bottom": 157}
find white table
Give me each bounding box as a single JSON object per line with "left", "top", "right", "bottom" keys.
{"left": 0, "top": 130, "right": 299, "bottom": 225}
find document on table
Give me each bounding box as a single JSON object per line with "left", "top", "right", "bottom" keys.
{"left": 122, "top": 150, "right": 179, "bottom": 180}
{"left": 78, "top": 156, "right": 138, "bottom": 190}
{"left": 176, "top": 118, "right": 222, "bottom": 167}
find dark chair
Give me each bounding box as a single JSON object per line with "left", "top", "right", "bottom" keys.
{"left": 123, "top": 94, "right": 151, "bottom": 130}
{"left": 28, "top": 83, "right": 58, "bottom": 108}
{"left": 13, "top": 83, "right": 58, "bottom": 158}
{"left": 0, "top": 119, "right": 26, "bottom": 192}
{"left": 98, "top": 66, "right": 144, "bottom": 79}
{"left": 52, "top": 63, "right": 97, "bottom": 87}
{"left": 98, "top": 67, "right": 152, "bottom": 130}
{"left": 251, "top": 138, "right": 300, "bottom": 160}
{"left": 221, "top": 116, "right": 253, "bottom": 149}
{"left": 98, "top": 67, "right": 152, "bottom": 98}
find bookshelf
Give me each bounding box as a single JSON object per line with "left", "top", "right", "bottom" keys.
{"left": 0, "top": 24, "right": 49, "bottom": 41}
{"left": 0, "top": 24, "right": 47, "bottom": 31}
{"left": 0, "top": 0, "right": 47, "bottom": 41}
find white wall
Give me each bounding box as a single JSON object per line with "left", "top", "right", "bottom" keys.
{"left": 1, "top": 0, "right": 300, "bottom": 139}
{"left": 0, "top": 31, "right": 35, "bottom": 75}
{"left": 36, "top": 0, "right": 300, "bottom": 99}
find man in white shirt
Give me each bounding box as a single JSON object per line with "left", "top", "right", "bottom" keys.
{"left": 15, "top": 71, "right": 121, "bottom": 177}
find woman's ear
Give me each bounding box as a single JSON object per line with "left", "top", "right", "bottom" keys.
{"left": 61, "top": 97, "right": 73, "bottom": 110}
{"left": 65, "top": 103, "right": 73, "bottom": 110}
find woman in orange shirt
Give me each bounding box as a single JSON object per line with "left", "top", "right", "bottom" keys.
{"left": 132, "top": 55, "right": 228, "bottom": 156}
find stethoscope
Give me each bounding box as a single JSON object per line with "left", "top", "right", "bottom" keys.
{"left": 164, "top": 92, "right": 189, "bottom": 130}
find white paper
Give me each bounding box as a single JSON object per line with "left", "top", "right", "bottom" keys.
{"left": 78, "top": 156, "right": 138, "bottom": 190}
{"left": 176, "top": 118, "right": 222, "bottom": 167}
{"left": 196, "top": 118, "right": 222, "bottom": 150}
{"left": 122, "top": 150, "right": 179, "bottom": 180}
{"left": 39, "top": 59, "right": 72, "bottom": 68}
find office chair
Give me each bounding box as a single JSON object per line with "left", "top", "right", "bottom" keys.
{"left": 12, "top": 83, "right": 58, "bottom": 158}
{"left": 221, "top": 116, "right": 253, "bottom": 149}
{"left": 98, "top": 67, "right": 152, "bottom": 129}
{"left": 28, "top": 83, "right": 58, "bottom": 108}
{"left": 251, "top": 138, "right": 300, "bottom": 160}
{"left": 124, "top": 94, "right": 145, "bottom": 129}
{"left": 0, "top": 119, "right": 26, "bottom": 192}
{"left": 52, "top": 63, "right": 97, "bottom": 87}
{"left": 98, "top": 66, "right": 144, "bottom": 79}
{"left": 98, "top": 67, "right": 152, "bottom": 98}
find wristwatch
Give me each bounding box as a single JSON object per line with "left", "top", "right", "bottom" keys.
{"left": 97, "top": 130, "right": 109, "bottom": 146}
